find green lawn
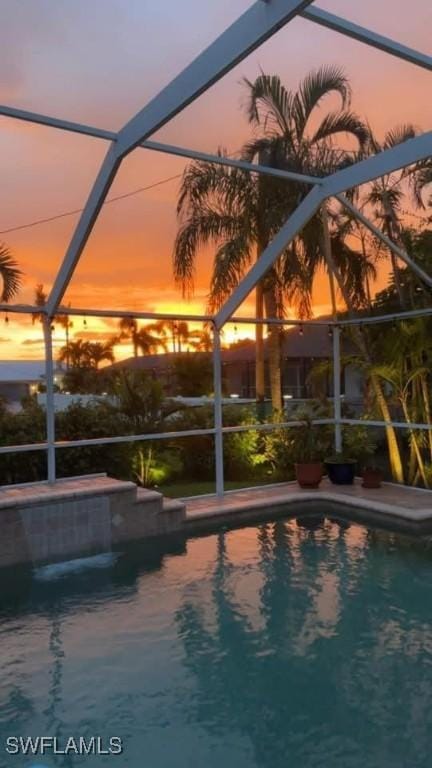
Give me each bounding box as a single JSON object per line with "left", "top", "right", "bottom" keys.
{"left": 157, "top": 478, "right": 276, "bottom": 498}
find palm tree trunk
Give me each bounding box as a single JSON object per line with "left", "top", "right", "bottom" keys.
{"left": 400, "top": 398, "right": 428, "bottom": 487}
{"left": 264, "top": 287, "right": 282, "bottom": 413}
{"left": 65, "top": 323, "right": 70, "bottom": 370}
{"left": 132, "top": 331, "right": 138, "bottom": 358}
{"left": 321, "top": 208, "right": 404, "bottom": 483}
{"left": 321, "top": 207, "right": 338, "bottom": 322}
{"left": 408, "top": 439, "right": 417, "bottom": 485}
{"left": 358, "top": 228, "right": 373, "bottom": 312}
{"left": 382, "top": 195, "right": 405, "bottom": 307}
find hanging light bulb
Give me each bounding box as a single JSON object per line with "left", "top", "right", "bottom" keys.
{"left": 4, "top": 313, "right": 9, "bottom": 325}
{"left": 83, "top": 316, "right": 87, "bottom": 329}
{"left": 299, "top": 324, "right": 304, "bottom": 336}
{"left": 328, "top": 326, "right": 333, "bottom": 337}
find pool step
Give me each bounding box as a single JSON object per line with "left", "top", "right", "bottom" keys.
{"left": 0, "top": 477, "right": 187, "bottom": 568}
{"left": 113, "top": 486, "right": 187, "bottom": 539}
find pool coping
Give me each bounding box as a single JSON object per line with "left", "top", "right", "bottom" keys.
{"left": 0, "top": 476, "right": 138, "bottom": 510}
{"left": 184, "top": 479, "right": 432, "bottom": 536}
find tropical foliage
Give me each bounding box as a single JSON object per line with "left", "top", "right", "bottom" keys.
{"left": 0, "top": 243, "right": 22, "bottom": 302}
{"left": 174, "top": 66, "right": 369, "bottom": 411}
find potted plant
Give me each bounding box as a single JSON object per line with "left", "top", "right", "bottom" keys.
{"left": 324, "top": 451, "right": 357, "bottom": 485}
{"left": 362, "top": 462, "right": 383, "bottom": 489}
{"left": 325, "top": 424, "right": 377, "bottom": 486}
{"left": 292, "top": 413, "right": 326, "bottom": 489}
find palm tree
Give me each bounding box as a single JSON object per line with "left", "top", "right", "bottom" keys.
{"left": 189, "top": 327, "right": 213, "bottom": 352}
{"left": 174, "top": 66, "right": 369, "bottom": 411}
{"left": 134, "top": 323, "right": 168, "bottom": 356}
{"left": 243, "top": 73, "right": 410, "bottom": 480}
{"left": 119, "top": 318, "right": 168, "bottom": 356}
{"left": 175, "top": 320, "right": 191, "bottom": 352}
{"left": 58, "top": 339, "right": 89, "bottom": 368}
{"left": 242, "top": 68, "right": 371, "bottom": 318}
{"left": 0, "top": 243, "right": 22, "bottom": 302}
{"left": 119, "top": 316, "right": 139, "bottom": 357}
{"left": 58, "top": 339, "right": 114, "bottom": 369}
{"left": 86, "top": 341, "right": 115, "bottom": 369}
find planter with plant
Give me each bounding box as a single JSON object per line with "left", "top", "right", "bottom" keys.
{"left": 324, "top": 452, "right": 357, "bottom": 485}
{"left": 361, "top": 462, "right": 383, "bottom": 489}
{"left": 325, "top": 424, "right": 377, "bottom": 486}
{"left": 292, "top": 412, "right": 329, "bottom": 489}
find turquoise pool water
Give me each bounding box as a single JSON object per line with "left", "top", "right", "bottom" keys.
{"left": 1, "top": 515, "right": 432, "bottom": 768}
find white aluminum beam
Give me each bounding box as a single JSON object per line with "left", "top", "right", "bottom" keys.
{"left": 337, "top": 194, "right": 432, "bottom": 290}
{"left": 46, "top": 144, "right": 121, "bottom": 315}
{"left": 215, "top": 185, "right": 324, "bottom": 328}
{"left": 115, "top": 0, "right": 315, "bottom": 157}
{"left": 338, "top": 307, "right": 432, "bottom": 327}
{"left": 55, "top": 307, "right": 213, "bottom": 323}
{"left": 0, "top": 105, "right": 115, "bottom": 140}
{"left": 212, "top": 327, "right": 225, "bottom": 496}
{"left": 324, "top": 132, "right": 432, "bottom": 195}
{"left": 332, "top": 325, "right": 342, "bottom": 452}
{"left": 145, "top": 141, "right": 321, "bottom": 185}
{"left": 301, "top": 6, "right": 432, "bottom": 72}
{"left": 43, "top": 317, "right": 56, "bottom": 483}
{"left": 0, "top": 105, "right": 320, "bottom": 186}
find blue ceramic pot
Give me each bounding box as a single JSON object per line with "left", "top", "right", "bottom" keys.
{"left": 325, "top": 460, "right": 356, "bottom": 485}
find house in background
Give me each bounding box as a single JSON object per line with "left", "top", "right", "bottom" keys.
{"left": 0, "top": 362, "right": 64, "bottom": 409}
{"left": 106, "top": 325, "right": 364, "bottom": 403}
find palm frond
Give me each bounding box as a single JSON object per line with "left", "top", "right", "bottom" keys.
{"left": 173, "top": 209, "right": 248, "bottom": 297}
{"left": 331, "top": 235, "right": 376, "bottom": 310}
{"left": 243, "top": 74, "right": 293, "bottom": 137}
{"left": 207, "top": 234, "right": 253, "bottom": 311}
{"left": 293, "top": 65, "right": 351, "bottom": 140}
{"left": 177, "top": 156, "right": 235, "bottom": 217}
{"left": 0, "top": 243, "right": 22, "bottom": 302}
{"left": 383, "top": 124, "right": 417, "bottom": 150}
{"left": 278, "top": 243, "right": 313, "bottom": 319}
{"left": 311, "top": 110, "right": 369, "bottom": 150}
{"left": 412, "top": 160, "right": 432, "bottom": 208}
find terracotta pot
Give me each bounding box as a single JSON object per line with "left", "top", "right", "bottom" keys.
{"left": 295, "top": 462, "right": 323, "bottom": 489}
{"left": 362, "top": 467, "right": 383, "bottom": 489}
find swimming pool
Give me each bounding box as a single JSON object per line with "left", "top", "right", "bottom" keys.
{"left": 1, "top": 515, "right": 432, "bottom": 767}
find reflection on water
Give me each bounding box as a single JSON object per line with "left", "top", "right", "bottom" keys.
{"left": 1, "top": 518, "right": 432, "bottom": 768}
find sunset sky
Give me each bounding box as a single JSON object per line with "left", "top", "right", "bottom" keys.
{"left": 0, "top": 0, "right": 431, "bottom": 360}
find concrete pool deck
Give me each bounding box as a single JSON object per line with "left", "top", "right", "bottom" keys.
{"left": 184, "top": 479, "right": 432, "bottom": 533}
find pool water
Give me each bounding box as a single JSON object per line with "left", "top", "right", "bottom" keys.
{"left": 1, "top": 515, "right": 432, "bottom": 768}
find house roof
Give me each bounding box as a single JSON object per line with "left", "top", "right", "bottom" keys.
{"left": 106, "top": 324, "right": 336, "bottom": 373}
{"left": 0, "top": 361, "right": 64, "bottom": 383}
